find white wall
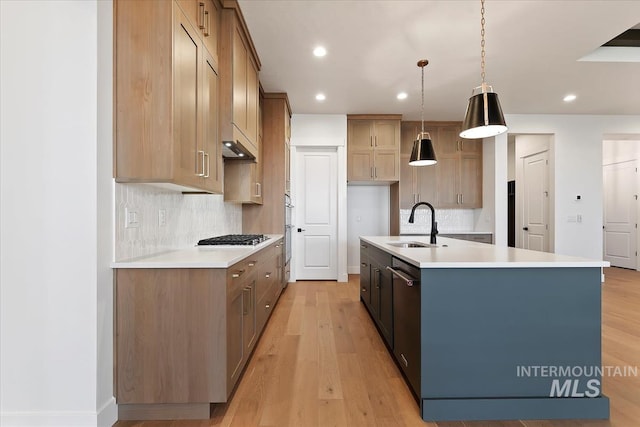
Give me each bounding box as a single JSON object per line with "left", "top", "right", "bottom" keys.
{"left": 290, "top": 114, "right": 348, "bottom": 282}
{"left": 347, "top": 186, "right": 390, "bottom": 273}
{"left": 505, "top": 114, "right": 640, "bottom": 260}
{"left": 1, "top": 1, "right": 116, "bottom": 425}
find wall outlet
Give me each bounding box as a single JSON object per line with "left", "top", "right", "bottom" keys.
{"left": 158, "top": 209, "right": 167, "bottom": 227}
{"left": 125, "top": 207, "right": 140, "bottom": 228}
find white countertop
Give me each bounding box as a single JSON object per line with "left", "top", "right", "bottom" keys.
{"left": 111, "top": 235, "right": 283, "bottom": 269}
{"left": 361, "top": 236, "right": 609, "bottom": 269}
{"left": 401, "top": 231, "right": 492, "bottom": 235}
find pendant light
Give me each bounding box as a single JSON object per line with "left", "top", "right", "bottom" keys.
{"left": 460, "top": 0, "right": 507, "bottom": 139}
{"left": 409, "top": 59, "right": 437, "bottom": 166}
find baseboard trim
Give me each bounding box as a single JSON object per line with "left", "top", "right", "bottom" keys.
{"left": 1, "top": 410, "right": 99, "bottom": 426}
{"left": 98, "top": 397, "right": 117, "bottom": 427}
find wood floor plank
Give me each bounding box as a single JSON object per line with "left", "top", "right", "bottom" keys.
{"left": 115, "top": 267, "right": 640, "bottom": 427}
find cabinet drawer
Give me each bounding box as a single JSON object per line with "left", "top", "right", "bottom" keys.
{"left": 256, "top": 279, "right": 278, "bottom": 333}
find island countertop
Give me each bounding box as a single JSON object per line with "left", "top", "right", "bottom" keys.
{"left": 111, "top": 234, "right": 283, "bottom": 269}
{"left": 361, "top": 235, "right": 609, "bottom": 268}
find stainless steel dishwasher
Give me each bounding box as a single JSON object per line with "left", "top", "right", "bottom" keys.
{"left": 386, "top": 257, "right": 421, "bottom": 400}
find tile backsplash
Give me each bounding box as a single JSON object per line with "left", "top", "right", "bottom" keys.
{"left": 399, "top": 208, "right": 476, "bottom": 234}
{"left": 115, "top": 183, "right": 241, "bottom": 260}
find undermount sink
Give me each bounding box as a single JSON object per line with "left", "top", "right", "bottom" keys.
{"left": 387, "top": 241, "right": 438, "bottom": 248}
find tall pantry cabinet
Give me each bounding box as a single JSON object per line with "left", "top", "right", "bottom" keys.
{"left": 114, "top": 0, "right": 223, "bottom": 194}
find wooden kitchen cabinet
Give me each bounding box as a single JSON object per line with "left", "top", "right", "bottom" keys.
{"left": 399, "top": 122, "right": 438, "bottom": 209}
{"left": 115, "top": 239, "right": 284, "bottom": 421}
{"left": 224, "top": 89, "right": 264, "bottom": 204}
{"left": 242, "top": 93, "right": 292, "bottom": 232}
{"left": 220, "top": 1, "right": 261, "bottom": 160}
{"left": 115, "top": 0, "right": 222, "bottom": 193}
{"left": 436, "top": 123, "right": 482, "bottom": 208}
{"left": 177, "top": 0, "right": 219, "bottom": 64}
{"left": 347, "top": 115, "right": 401, "bottom": 182}
{"left": 399, "top": 121, "right": 482, "bottom": 209}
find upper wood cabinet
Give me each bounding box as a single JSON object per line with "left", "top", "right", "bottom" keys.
{"left": 347, "top": 115, "right": 401, "bottom": 182}
{"left": 399, "top": 121, "right": 482, "bottom": 209}
{"left": 243, "top": 93, "right": 292, "bottom": 232}
{"left": 177, "top": 0, "right": 220, "bottom": 64}
{"left": 114, "top": 0, "right": 222, "bottom": 193}
{"left": 224, "top": 88, "right": 263, "bottom": 204}
{"left": 220, "top": 2, "right": 261, "bottom": 160}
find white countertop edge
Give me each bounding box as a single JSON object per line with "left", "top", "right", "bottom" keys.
{"left": 111, "top": 234, "right": 284, "bottom": 269}
{"left": 401, "top": 231, "right": 493, "bottom": 235}
{"left": 361, "top": 236, "right": 609, "bottom": 269}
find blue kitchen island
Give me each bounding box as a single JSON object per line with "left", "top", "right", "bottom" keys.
{"left": 359, "top": 236, "right": 610, "bottom": 422}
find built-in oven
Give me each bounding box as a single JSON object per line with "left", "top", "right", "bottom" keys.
{"left": 284, "top": 194, "right": 293, "bottom": 284}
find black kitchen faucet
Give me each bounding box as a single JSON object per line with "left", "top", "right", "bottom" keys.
{"left": 408, "top": 202, "right": 438, "bottom": 244}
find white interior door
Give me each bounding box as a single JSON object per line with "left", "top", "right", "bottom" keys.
{"left": 603, "top": 160, "right": 637, "bottom": 269}
{"left": 522, "top": 151, "right": 549, "bottom": 252}
{"left": 295, "top": 148, "right": 338, "bottom": 280}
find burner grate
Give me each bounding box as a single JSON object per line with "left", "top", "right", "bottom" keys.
{"left": 197, "top": 234, "right": 267, "bottom": 246}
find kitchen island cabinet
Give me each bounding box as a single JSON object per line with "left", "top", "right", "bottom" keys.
{"left": 359, "top": 236, "right": 610, "bottom": 422}
{"left": 113, "top": 236, "right": 283, "bottom": 421}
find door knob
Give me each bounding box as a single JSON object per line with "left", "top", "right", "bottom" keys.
{"left": 523, "top": 227, "right": 529, "bottom": 231}
{"left": 297, "top": 228, "right": 306, "bottom": 232}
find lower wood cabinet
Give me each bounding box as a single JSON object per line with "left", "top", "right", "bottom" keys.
{"left": 115, "top": 238, "right": 284, "bottom": 420}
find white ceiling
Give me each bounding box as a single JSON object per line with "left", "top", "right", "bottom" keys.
{"left": 238, "top": 0, "right": 640, "bottom": 121}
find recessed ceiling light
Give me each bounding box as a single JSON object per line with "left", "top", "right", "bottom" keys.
{"left": 563, "top": 94, "right": 577, "bottom": 102}
{"left": 315, "top": 93, "right": 326, "bottom": 101}
{"left": 397, "top": 92, "right": 408, "bottom": 100}
{"left": 313, "top": 46, "right": 327, "bottom": 57}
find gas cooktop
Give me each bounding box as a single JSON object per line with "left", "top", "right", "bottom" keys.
{"left": 197, "top": 234, "right": 268, "bottom": 246}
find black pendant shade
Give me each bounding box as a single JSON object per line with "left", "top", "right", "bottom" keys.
{"left": 460, "top": 87, "right": 507, "bottom": 139}
{"left": 409, "top": 134, "right": 437, "bottom": 166}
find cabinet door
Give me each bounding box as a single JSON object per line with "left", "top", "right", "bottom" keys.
{"left": 374, "top": 120, "right": 400, "bottom": 150}
{"left": 242, "top": 280, "right": 256, "bottom": 354}
{"left": 285, "top": 141, "right": 291, "bottom": 195}
{"left": 348, "top": 150, "right": 373, "bottom": 181}
{"left": 202, "top": 0, "right": 219, "bottom": 64}
{"left": 460, "top": 153, "right": 482, "bottom": 207}
{"left": 360, "top": 244, "right": 371, "bottom": 307}
{"left": 374, "top": 150, "right": 399, "bottom": 181}
{"left": 202, "top": 49, "right": 223, "bottom": 193}
{"left": 370, "top": 263, "right": 381, "bottom": 320}
{"left": 174, "top": 10, "right": 202, "bottom": 188}
{"left": 400, "top": 154, "right": 416, "bottom": 209}
{"left": 232, "top": 27, "right": 248, "bottom": 133}
{"left": 348, "top": 120, "right": 373, "bottom": 150}
{"left": 227, "top": 287, "right": 244, "bottom": 387}
{"left": 246, "top": 58, "right": 259, "bottom": 150}
{"left": 416, "top": 162, "right": 438, "bottom": 205}
{"left": 436, "top": 156, "right": 459, "bottom": 208}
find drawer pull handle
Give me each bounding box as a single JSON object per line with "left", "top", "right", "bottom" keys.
{"left": 248, "top": 262, "right": 256, "bottom": 267}
{"left": 361, "top": 287, "right": 367, "bottom": 292}
{"left": 232, "top": 269, "right": 245, "bottom": 278}
{"left": 265, "top": 304, "right": 270, "bottom": 309}
{"left": 265, "top": 273, "right": 271, "bottom": 278}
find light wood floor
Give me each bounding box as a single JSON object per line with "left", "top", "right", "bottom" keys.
{"left": 116, "top": 267, "right": 640, "bottom": 427}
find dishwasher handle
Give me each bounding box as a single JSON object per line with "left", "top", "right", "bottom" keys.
{"left": 386, "top": 266, "right": 415, "bottom": 287}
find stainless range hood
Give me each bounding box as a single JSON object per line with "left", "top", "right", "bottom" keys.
{"left": 222, "top": 140, "right": 255, "bottom": 160}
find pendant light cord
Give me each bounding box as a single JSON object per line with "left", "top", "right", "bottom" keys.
{"left": 421, "top": 63, "right": 425, "bottom": 135}
{"left": 480, "top": 0, "right": 486, "bottom": 84}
